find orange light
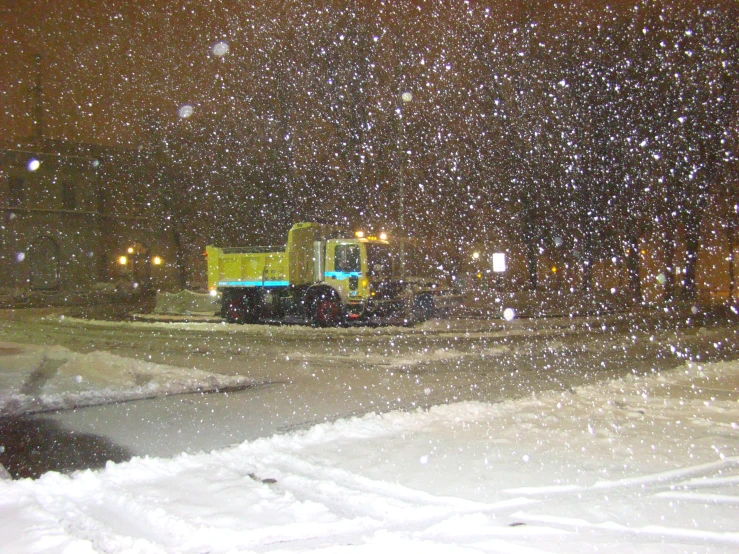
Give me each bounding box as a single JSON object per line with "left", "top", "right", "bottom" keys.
{"left": 355, "top": 230, "right": 365, "bottom": 238}
{"left": 118, "top": 255, "right": 128, "bottom": 265}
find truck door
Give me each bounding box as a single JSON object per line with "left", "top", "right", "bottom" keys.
{"left": 325, "top": 242, "right": 361, "bottom": 302}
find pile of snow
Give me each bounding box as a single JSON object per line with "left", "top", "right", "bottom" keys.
{"left": 153, "top": 290, "right": 220, "bottom": 315}
{"left": 1, "top": 345, "right": 737, "bottom": 552}
{"left": 0, "top": 342, "right": 254, "bottom": 415}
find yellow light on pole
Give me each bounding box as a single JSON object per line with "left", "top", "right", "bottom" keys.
{"left": 118, "top": 255, "right": 128, "bottom": 265}
{"left": 152, "top": 256, "right": 163, "bottom": 266}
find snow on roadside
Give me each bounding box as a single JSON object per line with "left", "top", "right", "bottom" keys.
{"left": 0, "top": 341, "right": 254, "bottom": 415}
{"left": 0, "top": 348, "right": 737, "bottom": 553}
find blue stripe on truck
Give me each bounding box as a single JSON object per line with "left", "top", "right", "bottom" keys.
{"left": 218, "top": 281, "right": 289, "bottom": 288}
{"left": 325, "top": 271, "right": 362, "bottom": 279}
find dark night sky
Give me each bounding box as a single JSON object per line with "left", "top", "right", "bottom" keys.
{"left": 1, "top": 0, "right": 717, "bottom": 148}
{"left": 1, "top": 0, "right": 247, "bottom": 146}
{"left": 0, "top": 0, "right": 611, "bottom": 147}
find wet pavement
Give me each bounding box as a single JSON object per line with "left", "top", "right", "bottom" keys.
{"left": 0, "top": 415, "right": 132, "bottom": 479}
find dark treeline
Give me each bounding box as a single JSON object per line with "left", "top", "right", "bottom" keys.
{"left": 137, "top": 0, "right": 738, "bottom": 299}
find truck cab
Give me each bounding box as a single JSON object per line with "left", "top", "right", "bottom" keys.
{"left": 321, "top": 235, "right": 407, "bottom": 323}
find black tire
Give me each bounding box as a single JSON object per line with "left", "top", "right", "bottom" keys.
{"left": 311, "top": 291, "right": 343, "bottom": 327}
{"left": 413, "top": 294, "right": 435, "bottom": 322}
{"left": 223, "top": 291, "right": 258, "bottom": 324}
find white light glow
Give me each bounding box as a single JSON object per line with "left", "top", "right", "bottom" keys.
{"left": 211, "top": 41, "right": 229, "bottom": 57}
{"left": 492, "top": 253, "right": 506, "bottom": 272}
{"left": 178, "top": 104, "right": 194, "bottom": 118}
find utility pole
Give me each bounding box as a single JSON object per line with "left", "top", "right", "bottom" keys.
{"left": 398, "top": 90, "right": 412, "bottom": 279}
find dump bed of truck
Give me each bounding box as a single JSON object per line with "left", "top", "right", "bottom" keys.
{"left": 207, "top": 246, "right": 288, "bottom": 289}
{"left": 207, "top": 222, "right": 343, "bottom": 291}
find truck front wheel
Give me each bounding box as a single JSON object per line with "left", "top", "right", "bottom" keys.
{"left": 312, "top": 292, "right": 343, "bottom": 327}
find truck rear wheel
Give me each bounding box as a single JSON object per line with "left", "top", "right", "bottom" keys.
{"left": 223, "top": 291, "right": 258, "bottom": 324}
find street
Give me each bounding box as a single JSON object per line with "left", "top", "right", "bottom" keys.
{"left": 2, "top": 306, "right": 739, "bottom": 477}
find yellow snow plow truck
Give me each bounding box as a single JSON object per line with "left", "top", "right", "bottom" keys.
{"left": 206, "top": 222, "right": 458, "bottom": 326}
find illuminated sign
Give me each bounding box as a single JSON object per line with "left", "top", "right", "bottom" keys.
{"left": 492, "top": 253, "right": 506, "bottom": 273}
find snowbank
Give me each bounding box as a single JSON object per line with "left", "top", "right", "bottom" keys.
{"left": 0, "top": 342, "right": 254, "bottom": 415}
{"left": 153, "top": 290, "right": 220, "bottom": 315}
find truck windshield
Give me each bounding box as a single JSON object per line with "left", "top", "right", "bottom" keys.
{"left": 366, "top": 243, "right": 398, "bottom": 279}
{"left": 335, "top": 244, "right": 361, "bottom": 273}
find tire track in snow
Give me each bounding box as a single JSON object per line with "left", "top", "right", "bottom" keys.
{"left": 243, "top": 449, "right": 538, "bottom": 547}
{"left": 502, "top": 457, "right": 739, "bottom": 496}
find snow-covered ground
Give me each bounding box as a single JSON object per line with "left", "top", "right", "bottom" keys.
{"left": 1, "top": 338, "right": 738, "bottom": 553}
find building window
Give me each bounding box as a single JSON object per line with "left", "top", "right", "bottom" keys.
{"left": 9, "top": 177, "right": 25, "bottom": 207}
{"left": 62, "top": 180, "right": 76, "bottom": 210}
